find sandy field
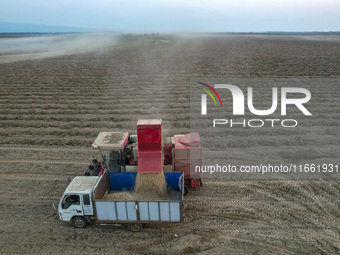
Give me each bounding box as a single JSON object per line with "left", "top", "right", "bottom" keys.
{"left": 0, "top": 33, "right": 339, "bottom": 254}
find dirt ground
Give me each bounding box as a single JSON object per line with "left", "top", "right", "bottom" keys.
{"left": 0, "top": 34, "right": 340, "bottom": 254}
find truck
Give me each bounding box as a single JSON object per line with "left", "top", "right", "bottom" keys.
{"left": 58, "top": 169, "right": 184, "bottom": 231}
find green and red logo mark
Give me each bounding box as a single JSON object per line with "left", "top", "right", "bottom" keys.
{"left": 196, "top": 82, "right": 222, "bottom": 115}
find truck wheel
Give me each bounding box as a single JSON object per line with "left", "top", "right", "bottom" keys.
{"left": 128, "top": 223, "right": 143, "bottom": 232}
{"left": 183, "top": 184, "right": 189, "bottom": 196}
{"left": 72, "top": 217, "right": 87, "bottom": 228}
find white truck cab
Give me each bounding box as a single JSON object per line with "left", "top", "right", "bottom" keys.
{"left": 58, "top": 176, "right": 99, "bottom": 228}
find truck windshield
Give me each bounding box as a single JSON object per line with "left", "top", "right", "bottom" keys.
{"left": 62, "top": 195, "right": 80, "bottom": 209}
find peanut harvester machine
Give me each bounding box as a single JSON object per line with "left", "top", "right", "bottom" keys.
{"left": 86, "top": 119, "right": 203, "bottom": 194}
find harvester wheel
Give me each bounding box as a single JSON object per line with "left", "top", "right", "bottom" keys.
{"left": 183, "top": 184, "right": 189, "bottom": 196}
{"left": 128, "top": 223, "right": 143, "bottom": 232}
{"left": 72, "top": 217, "right": 87, "bottom": 228}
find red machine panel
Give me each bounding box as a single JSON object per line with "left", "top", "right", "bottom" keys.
{"left": 137, "top": 119, "right": 163, "bottom": 173}
{"left": 137, "top": 119, "right": 162, "bottom": 151}
{"left": 174, "top": 133, "right": 202, "bottom": 159}
{"left": 174, "top": 133, "right": 203, "bottom": 179}
{"left": 174, "top": 159, "right": 203, "bottom": 178}
{"left": 176, "top": 133, "right": 201, "bottom": 147}
{"left": 138, "top": 151, "right": 163, "bottom": 173}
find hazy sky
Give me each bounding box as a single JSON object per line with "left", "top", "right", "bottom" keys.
{"left": 0, "top": 0, "right": 339, "bottom": 32}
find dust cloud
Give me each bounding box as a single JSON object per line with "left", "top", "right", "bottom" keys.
{"left": 0, "top": 33, "right": 120, "bottom": 63}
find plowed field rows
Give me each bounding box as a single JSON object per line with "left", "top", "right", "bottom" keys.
{"left": 0, "top": 34, "right": 339, "bottom": 254}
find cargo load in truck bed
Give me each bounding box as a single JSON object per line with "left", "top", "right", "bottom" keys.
{"left": 92, "top": 171, "right": 184, "bottom": 223}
